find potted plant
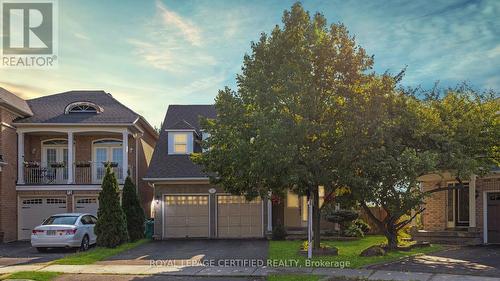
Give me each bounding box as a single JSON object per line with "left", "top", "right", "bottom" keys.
{"left": 76, "top": 161, "right": 91, "bottom": 168}
{"left": 50, "top": 162, "right": 66, "bottom": 168}
{"left": 23, "top": 161, "right": 40, "bottom": 168}
{"left": 102, "top": 161, "right": 119, "bottom": 168}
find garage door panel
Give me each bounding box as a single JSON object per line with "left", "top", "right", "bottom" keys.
{"left": 217, "top": 195, "right": 262, "bottom": 238}
{"left": 75, "top": 197, "right": 98, "bottom": 216}
{"left": 19, "top": 197, "right": 67, "bottom": 240}
{"left": 163, "top": 195, "right": 209, "bottom": 238}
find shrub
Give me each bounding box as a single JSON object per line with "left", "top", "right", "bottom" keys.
{"left": 272, "top": 224, "right": 287, "bottom": 240}
{"left": 344, "top": 224, "right": 364, "bottom": 237}
{"left": 323, "top": 209, "right": 359, "bottom": 229}
{"left": 95, "top": 166, "right": 129, "bottom": 247}
{"left": 353, "top": 218, "right": 371, "bottom": 234}
{"left": 122, "top": 173, "right": 146, "bottom": 241}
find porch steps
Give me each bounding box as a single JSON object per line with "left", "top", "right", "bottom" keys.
{"left": 413, "top": 230, "right": 482, "bottom": 245}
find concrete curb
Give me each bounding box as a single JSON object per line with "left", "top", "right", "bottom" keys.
{"left": 2, "top": 264, "right": 500, "bottom": 281}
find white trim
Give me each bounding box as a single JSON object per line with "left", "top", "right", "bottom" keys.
{"left": 16, "top": 185, "right": 123, "bottom": 191}
{"left": 17, "top": 132, "right": 24, "bottom": 184}
{"left": 1, "top": 121, "right": 16, "bottom": 129}
{"left": 15, "top": 123, "right": 134, "bottom": 127}
{"left": 262, "top": 199, "right": 265, "bottom": 237}
{"left": 483, "top": 191, "right": 488, "bottom": 244}
{"left": 267, "top": 197, "right": 273, "bottom": 232}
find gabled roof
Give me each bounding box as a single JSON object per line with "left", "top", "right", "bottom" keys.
{"left": 164, "top": 105, "right": 216, "bottom": 132}
{"left": 0, "top": 87, "right": 33, "bottom": 117}
{"left": 145, "top": 104, "right": 216, "bottom": 180}
{"left": 14, "top": 90, "right": 139, "bottom": 124}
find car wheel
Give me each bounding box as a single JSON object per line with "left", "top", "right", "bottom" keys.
{"left": 36, "top": 247, "right": 48, "bottom": 253}
{"left": 80, "top": 235, "right": 90, "bottom": 251}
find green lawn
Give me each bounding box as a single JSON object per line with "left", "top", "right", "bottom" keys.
{"left": 268, "top": 235, "right": 442, "bottom": 268}
{"left": 1, "top": 271, "right": 60, "bottom": 281}
{"left": 267, "top": 275, "right": 321, "bottom": 281}
{"left": 52, "top": 239, "right": 148, "bottom": 265}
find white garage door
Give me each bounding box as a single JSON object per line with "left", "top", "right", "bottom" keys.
{"left": 163, "top": 195, "right": 209, "bottom": 238}
{"left": 217, "top": 195, "right": 263, "bottom": 238}
{"left": 74, "top": 197, "right": 99, "bottom": 216}
{"left": 18, "top": 197, "right": 67, "bottom": 240}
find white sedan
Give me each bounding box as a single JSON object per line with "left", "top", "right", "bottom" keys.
{"left": 31, "top": 213, "right": 97, "bottom": 252}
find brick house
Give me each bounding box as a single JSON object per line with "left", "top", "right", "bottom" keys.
{"left": 0, "top": 88, "right": 157, "bottom": 242}
{"left": 415, "top": 171, "right": 500, "bottom": 245}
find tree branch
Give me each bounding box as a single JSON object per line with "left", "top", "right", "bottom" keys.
{"left": 395, "top": 208, "right": 425, "bottom": 230}
{"left": 361, "top": 202, "right": 385, "bottom": 230}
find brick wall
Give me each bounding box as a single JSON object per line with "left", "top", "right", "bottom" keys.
{"left": 0, "top": 108, "right": 20, "bottom": 242}
{"left": 421, "top": 180, "right": 448, "bottom": 231}
{"left": 476, "top": 176, "right": 500, "bottom": 230}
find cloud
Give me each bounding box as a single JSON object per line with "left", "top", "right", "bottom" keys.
{"left": 155, "top": 0, "right": 202, "bottom": 46}
{"left": 74, "top": 32, "right": 90, "bottom": 40}
{"left": 0, "top": 81, "right": 47, "bottom": 99}
{"left": 128, "top": 1, "right": 217, "bottom": 73}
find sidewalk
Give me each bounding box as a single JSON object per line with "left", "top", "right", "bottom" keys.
{"left": 2, "top": 264, "right": 500, "bottom": 281}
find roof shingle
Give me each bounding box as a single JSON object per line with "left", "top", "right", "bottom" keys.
{"left": 14, "top": 90, "right": 139, "bottom": 124}
{"left": 145, "top": 104, "right": 216, "bottom": 179}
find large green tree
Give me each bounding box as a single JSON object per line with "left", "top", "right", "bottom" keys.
{"left": 193, "top": 2, "right": 373, "bottom": 249}
{"left": 122, "top": 172, "right": 145, "bottom": 242}
{"left": 338, "top": 81, "right": 499, "bottom": 249}
{"left": 95, "top": 166, "right": 129, "bottom": 247}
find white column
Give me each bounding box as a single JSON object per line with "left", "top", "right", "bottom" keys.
{"left": 469, "top": 174, "right": 476, "bottom": 228}
{"left": 17, "top": 132, "right": 24, "bottom": 184}
{"left": 267, "top": 196, "right": 273, "bottom": 232}
{"left": 67, "top": 131, "right": 74, "bottom": 184}
{"left": 122, "top": 130, "right": 129, "bottom": 180}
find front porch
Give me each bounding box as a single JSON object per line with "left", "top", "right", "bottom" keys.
{"left": 413, "top": 229, "right": 482, "bottom": 245}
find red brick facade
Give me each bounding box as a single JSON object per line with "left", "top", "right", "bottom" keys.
{"left": 0, "top": 108, "right": 20, "bottom": 242}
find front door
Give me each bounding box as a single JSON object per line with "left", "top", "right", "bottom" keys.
{"left": 446, "top": 182, "right": 470, "bottom": 228}
{"left": 487, "top": 193, "right": 500, "bottom": 244}
{"left": 94, "top": 146, "right": 123, "bottom": 182}
{"left": 43, "top": 147, "right": 69, "bottom": 183}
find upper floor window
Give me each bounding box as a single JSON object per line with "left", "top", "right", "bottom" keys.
{"left": 64, "top": 102, "right": 103, "bottom": 114}
{"left": 173, "top": 133, "right": 187, "bottom": 153}
{"left": 168, "top": 132, "right": 192, "bottom": 154}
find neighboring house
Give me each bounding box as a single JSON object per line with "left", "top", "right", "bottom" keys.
{"left": 0, "top": 89, "right": 158, "bottom": 242}
{"left": 415, "top": 171, "right": 500, "bottom": 245}
{"left": 145, "top": 105, "right": 334, "bottom": 240}
{"left": 0, "top": 88, "right": 34, "bottom": 242}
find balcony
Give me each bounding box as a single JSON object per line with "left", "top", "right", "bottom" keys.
{"left": 23, "top": 161, "right": 132, "bottom": 185}
{"left": 16, "top": 128, "right": 133, "bottom": 186}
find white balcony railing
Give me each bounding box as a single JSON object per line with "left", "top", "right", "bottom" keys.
{"left": 23, "top": 162, "right": 132, "bottom": 185}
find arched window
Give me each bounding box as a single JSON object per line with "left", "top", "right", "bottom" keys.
{"left": 64, "top": 102, "right": 103, "bottom": 114}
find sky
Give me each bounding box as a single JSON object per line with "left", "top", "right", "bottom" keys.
{"left": 0, "top": 0, "right": 499, "bottom": 127}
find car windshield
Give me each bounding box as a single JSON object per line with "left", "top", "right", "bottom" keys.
{"left": 42, "top": 216, "right": 78, "bottom": 225}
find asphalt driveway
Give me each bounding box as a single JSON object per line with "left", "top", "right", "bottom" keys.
{"left": 0, "top": 241, "right": 76, "bottom": 266}
{"left": 367, "top": 245, "right": 500, "bottom": 277}
{"left": 98, "top": 239, "right": 269, "bottom": 265}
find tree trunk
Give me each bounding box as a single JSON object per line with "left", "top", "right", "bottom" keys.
{"left": 312, "top": 186, "right": 321, "bottom": 250}
{"left": 384, "top": 225, "right": 398, "bottom": 250}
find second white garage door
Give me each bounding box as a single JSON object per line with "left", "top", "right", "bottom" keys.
{"left": 74, "top": 197, "right": 99, "bottom": 216}
{"left": 18, "top": 197, "right": 67, "bottom": 240}
{"left": 163, "top": 195, "right": 209, "bottom": 238}
{"left": 217, "top": 195, "right": 263, "bottom": 238}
